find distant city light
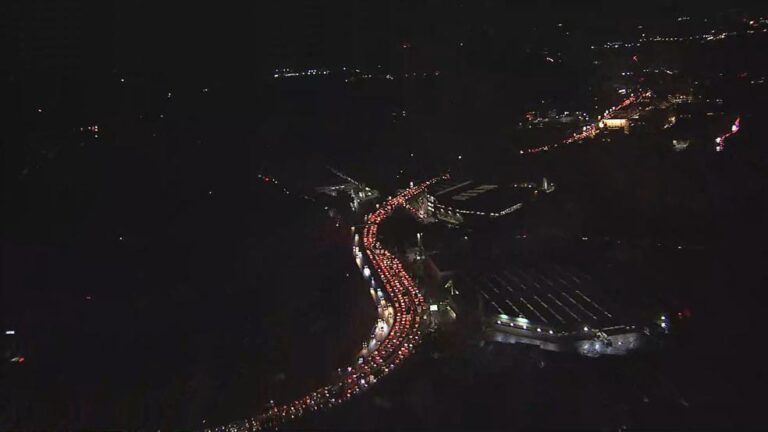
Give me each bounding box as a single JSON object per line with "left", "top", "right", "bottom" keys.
{"left": 5, "top": 330, "right": 15, "bottom": 335}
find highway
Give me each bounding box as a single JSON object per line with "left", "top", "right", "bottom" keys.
{"left": 522, "top": 90, "right": 653, "bottom": 154}
{"left": 206, "top": 176, "right": 447, "bottom": 432}
{"left": 715, "top": 117, "right": 741, "bottom": 151}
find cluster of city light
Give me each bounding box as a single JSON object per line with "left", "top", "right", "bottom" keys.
{"left": 522, "top": 91, "right": 652, "bottom": 155}
{"left": 522, "top": 110, "right": 590, "bottom": 128}
{"left": 620, "top": 68, "right": 677, "bottom": 76}
{"left": 344, "top": 70, "right": 441, "bottom": 83}
{"left": 272, "top": 66, "right": 441, "bottom": 83}
{"left": 273, "top": 68, "right": 331, "bottom": 78}
{"left": 206, "top": 176, "right": 447, "bottom": 432}
{"left": 715, "top": 117, "right": 741, "bottom": 152}
{"left": 594, "top": 19, "right": 768, "bottom": 50}
{"left": 78, "top": 124, "right": 100, "bottom": 139}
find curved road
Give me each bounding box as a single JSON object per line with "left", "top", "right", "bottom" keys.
{"left": 206, "top": 176, "right": 447, "bottom": 432}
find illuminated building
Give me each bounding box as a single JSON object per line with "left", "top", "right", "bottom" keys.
{"left": 598, "top": 118, "right": 630, "bottom": 134}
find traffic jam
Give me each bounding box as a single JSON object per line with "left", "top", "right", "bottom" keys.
{"left": 215, "top": 177, "right": 447, "bottom": 432}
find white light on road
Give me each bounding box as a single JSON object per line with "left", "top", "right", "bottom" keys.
{"left": 5, "top": 330, "right": 15, "bottom": 335}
